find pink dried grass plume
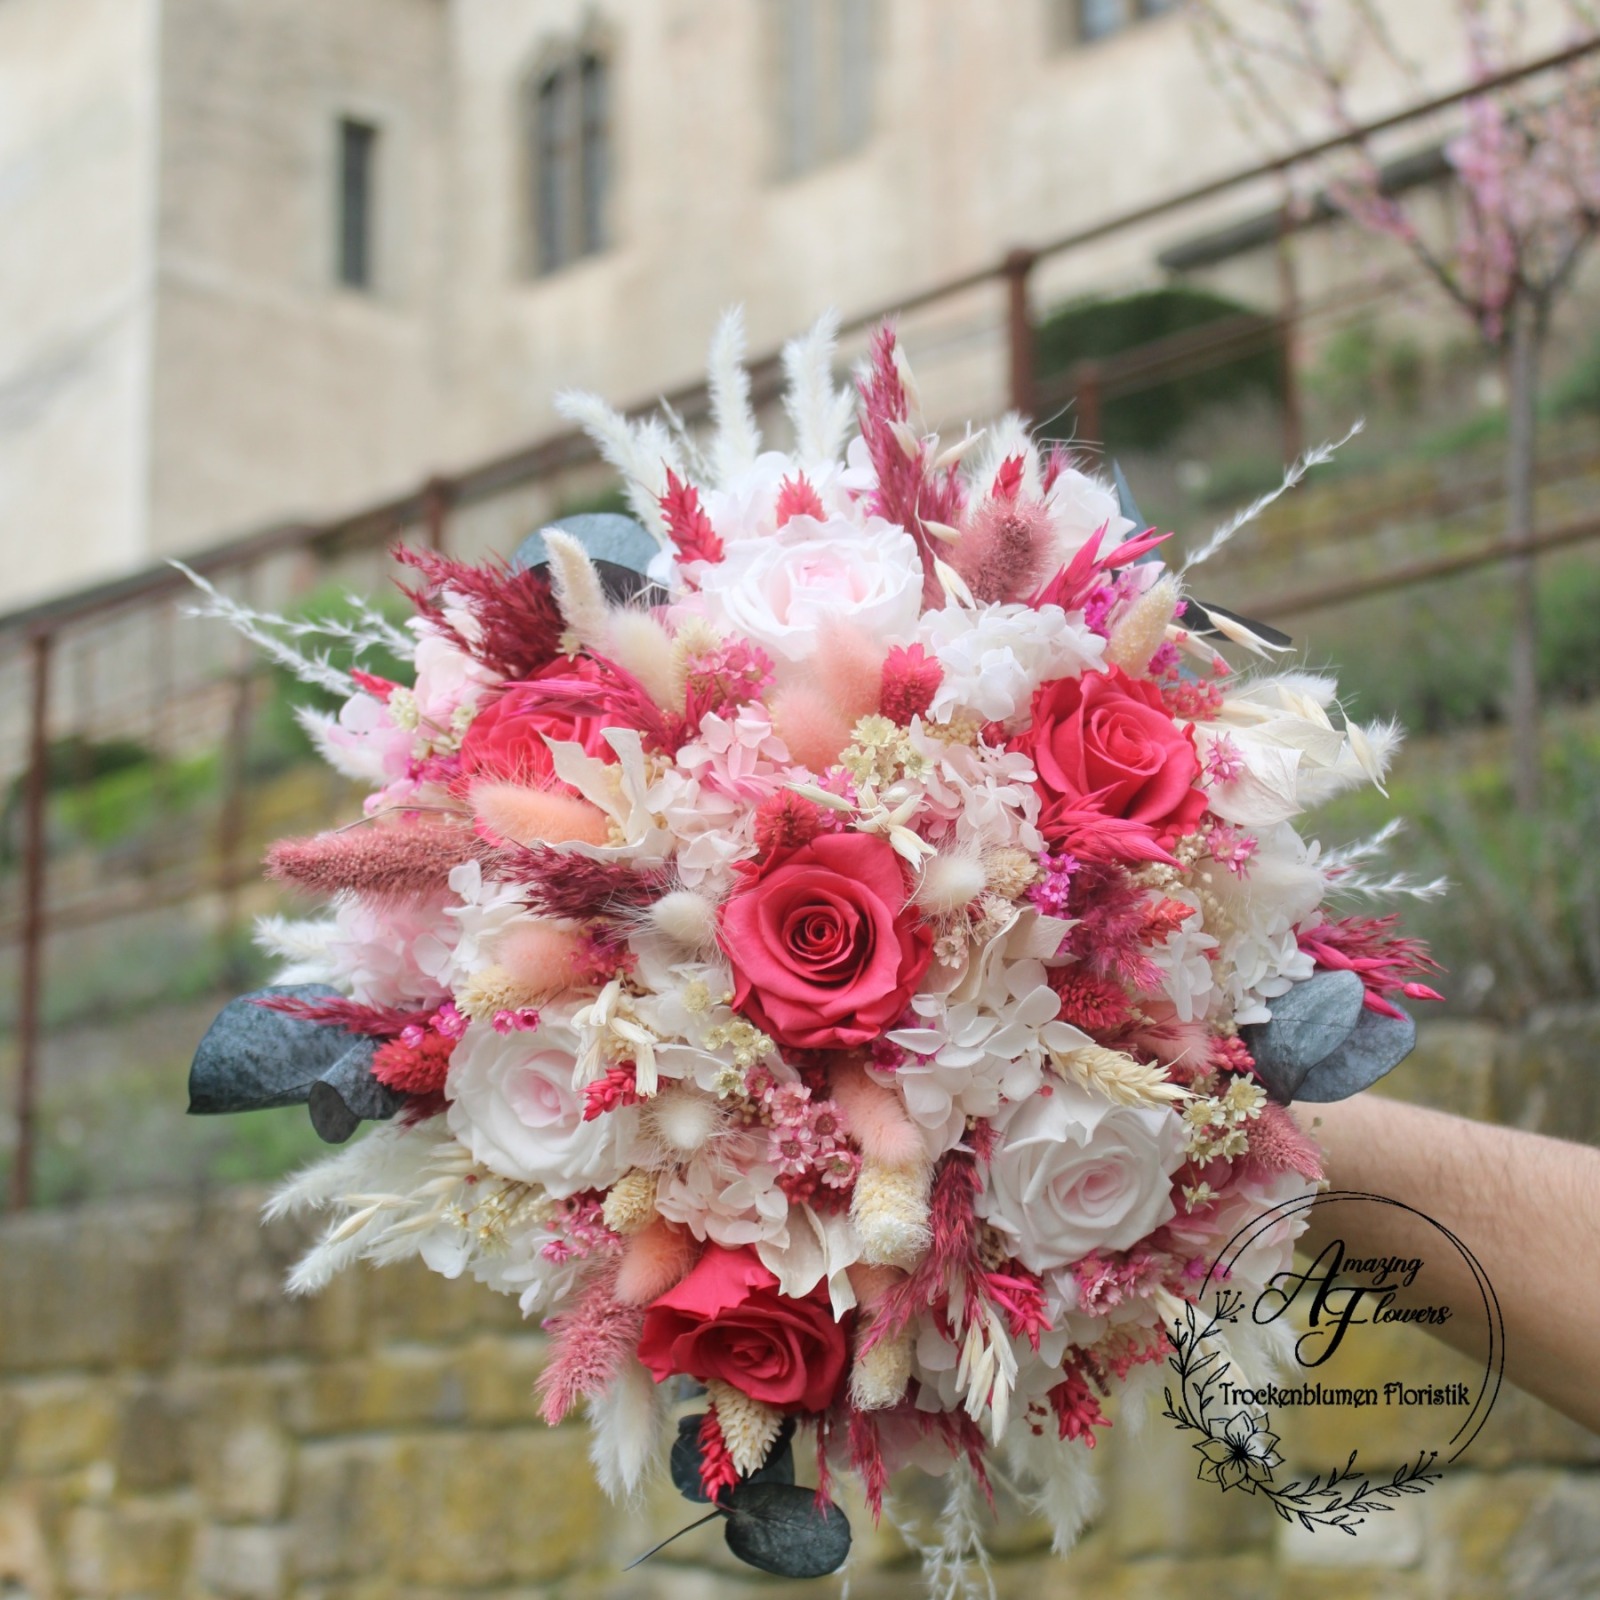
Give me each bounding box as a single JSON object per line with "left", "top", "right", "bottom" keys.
{"left": 614, "top": 1219, "right": 698, "bottom": 1305}
{"left": 1243, "top": 1102, "right": 1324, "bottom": 1184}
{"left": 856, "top": 324, "right": 966, "bottom": 609}
{"left": 266, "top": 821, "right": 491, "bottom": 901}
{"left": 254, "top": 994, "right": 429, "bottom": 1040}
{"left": 811, "top": 620, "right": 885, "bottom": 725}
{"left": 829, "top": 1061, "right": 925, "bottom": 1169}
{"left": 768, "top": 684, "right": 853, "bottom": 772}
{"left": 537, "top": 1262, "right": 644, "bottom": 1426}
{"left": 950, "top": 495, "right": 1057, "bottom": 605}
{"left": 1298, "top": 915, "right": 1444, "bottom": 1017}
{"left": 506, "top": 845, "right": 669, "bottom": 921}
{"left": 470, "top": 783, "right": 612, "bottom": 848}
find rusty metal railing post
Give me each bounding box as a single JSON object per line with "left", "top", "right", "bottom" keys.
{"left": 1002, "top": 248, "right": 1038, "bottom": 419}
{"left": 1275, "top": 203, "right": 1304, "bottom": 465}
{"left": 1071, "top": 359, "right": 1104, "bottom": 451}
{"left": 10, "top": 630, "right": 53, "bottom": 1210}
{"left": 422, "top": 476, "right": 454, "bottom": 554}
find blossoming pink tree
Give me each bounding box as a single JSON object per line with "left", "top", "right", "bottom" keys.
{"left": 1190, "top": 0, "right": 1600, "bottom": 808}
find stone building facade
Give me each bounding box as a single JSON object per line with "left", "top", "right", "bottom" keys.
{"left": 0, "top": 0, "right": 1583, "bottom": 609}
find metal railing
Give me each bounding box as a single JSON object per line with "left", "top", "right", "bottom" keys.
{"left": 5, "top": 36, "right": 1600, "bottom": 1205}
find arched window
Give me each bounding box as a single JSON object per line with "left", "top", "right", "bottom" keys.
{"left": 772, "top": 0, "right": 875, "bottom": 178}
{"left": 528, "top": 41, "right": 611, "bottom": 275}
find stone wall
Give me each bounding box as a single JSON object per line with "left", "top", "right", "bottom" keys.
{"left": 3, "top": 1015, "right": 1600, "bottom": 1599}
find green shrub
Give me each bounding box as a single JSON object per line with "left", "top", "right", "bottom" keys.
{"left": 1035, "top": 285, "right": 1284, "bottom": 452}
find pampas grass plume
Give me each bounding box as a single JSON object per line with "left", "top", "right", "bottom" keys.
{"left": 608, "top": 611, "right": 679, "bottom": 709}
{"left": 614, "top": 1218, "right": 697, "bottom": 1305}
{"left": 769, "top": 684, "right": 853, "bottom": 772}
{"left": 916, "top": 852, "right": 987, "bottom": 914}
{"left": 831, "top": 1061, "right": 927, "bottom": 1169}
{"left": 649, "top": 889, "right": 720, "bottom": 951}
{"left": 811, "top": 619, "right": 885, "bottom": 723}
{"left": 495, "top": 922, "right": 585, "bottom": 996}
{"left": 470, "top": 782, "right": 612, "bottom": 847}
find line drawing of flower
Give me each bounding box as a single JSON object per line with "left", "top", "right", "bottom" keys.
{"left": 1195, "top": 1409, "right": 1283, "bottom": 1492}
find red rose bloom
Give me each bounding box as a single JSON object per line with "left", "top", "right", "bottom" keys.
{"left": 1028, "top": 666, "right": 1205, "bottom": 847}
{"left": 457, "top": 657, "right": 615, "bottom": 786}
{"left": 636, "top": 1245, "right": 848, "bottom": 1412}
{"left": 718, "top": 831, "right": 933, "bottom": 1050}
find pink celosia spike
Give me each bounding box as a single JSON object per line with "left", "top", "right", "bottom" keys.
{"left": 775, "top": 472, "right": 827, "bottom": 527}
{"left": 613, "top": 1218, "right": 698, "bottom": 1305}
{"left": 847, "top": 1410, "right": 891, "bottom": 1520}
{"left": 536, "top": 1262, "right": 644, "bottom": 1426}
{"left": 990, "top": 455, "right": 1025, "bottom": 503}
{"left": 829, "top": 1061, "right": 926, "bottom": 1169}
{"left": 265, "top": 822, "right": 490, "bottom": 901}
{"left": 254, "top": 994, "right": 429, "bottom": 1039}
{"left": 470, "top": 782, "right": 613, "bottom": 848}
{"left": 698, "top": 1407, "right": 739, "bottom": 1502}
{"left": 660, "top": 468, "right": 725, "bottom": 568}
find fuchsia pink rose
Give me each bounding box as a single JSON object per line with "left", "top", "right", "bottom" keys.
{"left": 718, "top": 831, "right": 933, "bottom": 1050}
{"left": 457, "top": 657, "right": 616, "bottom": 786}
{"left": 1026, "top": 665, "right": 1206, "bottom": 849}
{"left": 636, "top": 1244, "right": 848, "bottom": 1412}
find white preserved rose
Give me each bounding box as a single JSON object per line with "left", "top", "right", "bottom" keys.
{"left": 975, "top": 1080, "right": 1187, "bottom": 1271}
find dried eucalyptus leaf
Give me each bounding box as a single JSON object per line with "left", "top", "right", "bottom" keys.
{"left": 1294, "top": 1003, "right": 1416, "bottom": 1102}
{"left": 722, "top": 1481, "right": 851, "bottom": 1579}
{"left": 189, "top": 985, "right": 369, "bottom": 1115}
{"left": 1241, "top": 969, "right": 1365, "bottom": 1103}
{"left": 307, "top": 1045, "right": 405, "bottom": 1143}
{"left": 513, "top": 513, "right": 662, "bottom": 603}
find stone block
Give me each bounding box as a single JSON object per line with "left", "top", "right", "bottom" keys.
{"left": 289, "top": 1438, "right": 395, "bottom": 1582}
{"left": 1492, "top": 1003, "right": 1600, "bottom": 1146}
{"left": 195, "top": 1522, "right": 289, "bottom": 1600}
{"left": 460, "top": 1334, "right": 549, "bottom": 1428}
{"left": 11, "top": 1379, "right": 117, "bottom": 1478}
{"left": 363, "top": 1255, "right": 522, "bottom": 1345}
{"left": 115, "top": 1382, "right": 192, "bottom": 1493}
{"left": 285, "top": 1347, "right": 468, "bottom": 1438}
{"left": 1376, "top": 1019, "right": 1501, "bottom": 1120}
{"left": 178, "top": 1198, "right": 366, "bottom": 1364}
{"left": 62, "top": 1501, "right": 193, "bottom": 1597}
{"left": 1103, "top": 1416, "right": 1274, "bottom": 1559}
{"left": 0, "top": 1203, "right": 187, "bottom": 1374}
{"left": 1428, "top": 1467, "right": 1600, "bottom": 1598}
{"left": 1276, "top": 1495, "right": 1424, "bottom": 1567}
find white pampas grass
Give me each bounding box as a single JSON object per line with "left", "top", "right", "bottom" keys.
{"left": 707, "top": 307, "right": 762, "bottom": 486}
{"left": 916, "top": 853, "right": 988, "bottom": 914}
{"left": 253, "top": 913, "right": 341, "bottom": 986}
{"left": 542, "top": 529, "right": 613, "bottom": 656}
{"left": 554, "top": 391, "right": 679, "bottom": 540}
{"left": 1003, "top": 1425, "right": 1101, "bottom": 1555}
{"left": 588, "top": 1356, "right": 666, "bottom": 1501}
{"left": 965, "top": 414, "right": 1040, "bottom": 508}
{"left": 707, "top": 1378, "right": 784, "bottom": 1475}
{"left": 648, "top": 888, "right": 721, "bottom": 951}
{"left": 782, "top": 310, "right": 855, "bottom": 465}
{"left": 1183, "top": 420, "right": 1363, "bottom": 572}
{"left": 606, "top": 611, "right": 678, "bottom": 708}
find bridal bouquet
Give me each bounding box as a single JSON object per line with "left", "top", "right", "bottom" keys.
{"left": 189, "top": 313, "right": 1439, "bottom": 1580}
